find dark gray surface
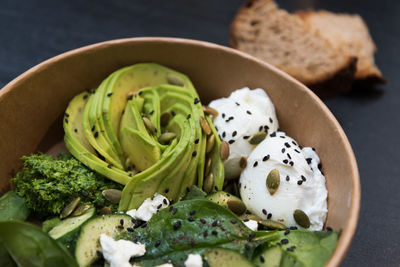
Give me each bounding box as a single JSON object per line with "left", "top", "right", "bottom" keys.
{"left": 0, "top": 0, "right": 398, "bottom": 266}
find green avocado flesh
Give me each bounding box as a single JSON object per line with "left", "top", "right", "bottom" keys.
{"left": 63, "top": 63, "right": 224, "bottom": 210}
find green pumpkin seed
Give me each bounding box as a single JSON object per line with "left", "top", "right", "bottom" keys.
{"left": 102, "top": 189, "right": 122, "bottom": 204}
{"left": 203, "top": 173, "right": 214, "bottom": 193}
{"left": 200, "top": 116, "right": 211, "bottom": 135}
{"left": 266, "top": 169, "right": 280, "bottom": 195}
{"left": 239, "top": 156, "right": 247, "bottom": 169}
{"left": 158, "top": 132, "right": 176, "bottom": 144}
{"left": 99, "top": 206, "right": 111, "bottom": 215}
{"left": 71, "top": 204, "right": 91, "bottom": 217}
{"left": 220, "top": 141, "right": 230, "bottom": 161}
{"left": 202, "top": 106, "right": 219, "bottom": 117}
{"left": 166, "top": 73, "right": 185, "bottom": 86}
{"left": 227, "top": 199, "right": 247, "bottom": 215}
{"left": 206, "top": 134, "right": 215, "bottom": 153}
{"left": 258, "top": 219, "right": 287, "bottom": 230}
{"left": 293, "top": 209, "right": 311, "bottom": 228}
{"left": 60, "top": 197, "right": 81, "bottom": 219}
{"left": 160, "top": 112, "right": 171, "bottom": 127}
{"left": 205, "top": 157, "right": 212, "bottom": 176}
{"left": 143, "top": 117, "right": 157, "bottom": 134}
{"left": 249, "top": 131, "right": 267, "bottom": 145}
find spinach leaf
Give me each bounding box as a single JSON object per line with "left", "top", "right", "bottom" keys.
{"left": 0, "top": 191, "right": 29, "bottom": 222}
{"left": 181, "top": 185, "right": 207, "bottom": 200}
{"left": 268, "top": 230, "right": 338, "bottom": 267}
{"left": 118, "top": 199, "right": 278, "bottom": 266}
{"left": 0, "top": 241, "right": 17, "bottom": 267}
{"left": 0, "top": 221, "right": 78, "bottom": 267}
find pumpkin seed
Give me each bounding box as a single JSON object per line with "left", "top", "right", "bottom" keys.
{"left": 143, "top": 117, "right": 157, "bottom": 134}
{"left": 258, "top": 219, "right": 287, "bottom": 230}
{"left": 220, "top": 141, "right": 230, "bottom": 161}
{"left": 227, "top": 199, "right": 247, "bottom": 215}
{"left": 249, "top": 131, "right": 267, "bottom": 145}
{"left": 266, "top": 169, "right": 280, "bottom": 195}
{"left": 158, "top": 132, "right": 176, "bottom": 144}
{"left": 206, "top": 134, "right": 215, "bottom": 153}
{"left": 160, "top": 112, "right": 171, "bottom": 127}
{"left": 166, "top": 73, "right": 185, "bottom": 86}
{"left": 293, "top": 209, "right": 311, "bottom": 228}
{"left": 205, "top": 157, "right": 212, "bottom": 176}
{"left": 60, "top": 197, "right": 81, "bottom": 219}
{"left": 200, "top": 116, "right": 211, "bottom": 135}
{"left": 71, "top": 204, "right": 91, "bottom": 217}
{"left": 203, "top": 173, "right": 214, "bottom": 193}
{"left": 239, "top": 156, "right": 247, "bottom": 169}
{"left": 99, "top": 206, "right": 111, "bottom": 215}
{"left": 102, "top": 189, "right": 122, "bottom": 204}
{"left": 202, "top": 106, "right": 219, "bottom": 117}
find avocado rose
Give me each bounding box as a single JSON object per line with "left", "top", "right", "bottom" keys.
{"left": 63, "top": 63, "right": 224, "bottom": 210}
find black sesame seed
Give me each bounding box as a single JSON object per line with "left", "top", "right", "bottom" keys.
{"left": 187, "top": 114, "right": 191, "bottom": 119}
{"left": 248, "top": 233, "right": 256, "bottom": 241}
{"left": 212, "top": 221, "right": 218, "bottom": 227}
{"left": 203, "top": 230, "right": 208, "bottom": 237}
{"left": 222, "top": 113, "right": 226, "bottom": 118}
{"left": 263, "top": 155, "right": 270, "bottom": 161}
{"left": 107, "top": 164, "right": 112, "bottom": 169}
{"left": 284, "top": 229, "right": 291, "bottom": 235}
{"left": 287, "top": 153, "right": 292, "bottom": 159}
{"left": 127, "top": 227, "right": 134, "bottom": 232}
{"left": 94, "top": 131, "right": 99, "bottom": 138}
{"left": 282, "top": 148, "right": 286, "bottom": 153}
{"left": 91, "top": 125, "right": 95, "bottom": 131}
{"left": 312, "top": 147, "right": 316, "bottom": 151}
{"left": 235, "top": 102, "right": 240, "bottom": 106}
{"left": 270, "top": 132, "right": 277, "bottom": 137}
{"left": 157, "top": 204, "right": 162, "bottom": 209}
{"left": 246, "top": 210, "right": 252, "bottom": 214}
{"left": 232, "top": 131, "right": 237, "bottom": 137}
{"left": 155, "top": 240, "right": 161, "bottom": 247}
{"left": 290, "top": 226, "right": 298, "bottom": 230}
{"left": 294, "top": 149, "right": 300, "bottom": 153}
{"left": 194, "top": 98, "right": 199, "bottom": 104}
{"left": 212, "top": 230, "right": 218, "bottom": 236}
{"left": 190, "top": 210, "right": 196, "bottom": 216}
{"left": 141, "top": 222, "right": 147, "bottom": 228}
{"left": 301, "top": 175, "right": 307, "bottom": 181}
{"left": 64, "top": 118, "right": 69, "bottom": 123}
{"left": 128, "top": 173, "right": 132, "bottom": 177}
{"left": 194, "top": 138, "right": 199, "bottom": 144}
{"left": 280, "top": 136, "right": 285, "bottom": 139}
{"left": 200, "top": 218, "right": 206, "bottom": 224}
{"left": 292, "top": 141, "right": 297, "bottom": 146}
{"left": 222, "top": 132, "right": 226, "bottom": 138}
{"left": 259, "top": 125, "right": 263, "bottom": 131}
{"left": 83, "top": 94, "right": 89, "bottom": 99}
{"left": 120, "top": 219, "right": 124, "bottom": 225}
{"left": 267, "top": 213, "right": 272, "bottom": 219}
{"left": 81, "top": 190, "right": 88, "bottom": 197}
{"left": 283, "top": 159, "right": 288, "bottom": 164}
{"left": 243, "top": 135, "right": 250, "bottom": 139}
{"left": 327, "top": 226, "right": 333, "bottom": 232}
{"left": 188, "top": 217, "right": 195, "bottom": 222}
{"left": 289, "top": 161, "right": 294, "bottom": 166}
{"left": 74, "top": 128, "right": 78, "bottom": 133}
{"left": 306, "top": 158, "right": 312, "bottom": 164}
{"left": 260, "top": 256, "right": 265, "bottom": 263}
{"left": 284, "top": 142, "right": 291, "bottom": 148}
{"left": 192, "top": 151, "right": 197, "bottom": 157}
{"left": 171, "top": 110, "right": 176, "bottom": 116}
{"left": 281, "top": 238, "right": 289, "bottom": 245}
{"left": 230, "top": 219, "right": 237, "bottom": 224}
{"left": 286, "top": 175, "right": 290, "bottom": 181}
{"left": 297, "top": 180, "right": 303, "bottom": 185}
{"left": 246, "top": 110, "right": 252, "bottom": 115}
{"left": 264, "top": 125, "right": 269, "bottom": 131}
{"left": 228, "top": 116, "right": 234, "bottom": 120}
{"left": 253, "top": 161, "right": 258, "bottom": 167}
{"left": 107, "top": 93, "right": 113, "bottom": 97}
{"left": 169, "top": 206, "right": 174, "bottom": 212}
{"left": 172, "top": 208, "right": 178, "bottom": 215}
{"left": 228, "top": 140, "right": 235, "bottom": 144}
{"left": 243, "top": 219, "right": 249, "bottom": 222}
{"left": 318, "top": 163, "right": 322, "bottom": 170}
{"left": 165, "top": 188, "right": 170, "bottom": 193}
{"left": 149, "top": 110, "right": 154, "bottom": 115}
{"left": 269, "top": 117, "right": 273, "bottom": 123}
{"left": 214, "top": 186, "right": 218, "bottom": 191}
{"left": 262, "top": 209, "right": 267, "bottom": 215}
{"left": 173, "top": 221, "right": 182, "bottom": 230}
{"left": 117, "top": 225, "right": 124, "bottom": 230}
{"left": 96, "top": 250, "right": 102, "bottom": 257}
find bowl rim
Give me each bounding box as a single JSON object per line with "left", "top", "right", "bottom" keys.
{"left": 0, "top": 37, "right": 360, "bottom": 266}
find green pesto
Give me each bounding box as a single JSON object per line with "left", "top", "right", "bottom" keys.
{"left": 12, "top": 153, "right": 122, "bottom": 218}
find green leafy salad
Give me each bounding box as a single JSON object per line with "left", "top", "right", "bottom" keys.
{"left": 0, "top": 63, "right": 337, "bottom": 267}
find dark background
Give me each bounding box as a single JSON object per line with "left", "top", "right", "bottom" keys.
{"left": 0, "top": 0, "right": 398, "bottom": 266}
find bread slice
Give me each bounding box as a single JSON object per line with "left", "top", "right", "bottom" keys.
{"left": 298, "top": 10, "right": 386, "bottom": 84}
{"left": 230, "top": 0, "right": 357, "bottom": 96}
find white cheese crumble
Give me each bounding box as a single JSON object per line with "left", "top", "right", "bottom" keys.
{"left": 126, "top": 193, "right": 169, "bottom": 221}
{"left": 155, "top": 264, "right": 174, "bottom": 267}
{"left": 100, "top": 234, "right": 146, "bottom": 267}
{"left": 184, "top": 253, "right": 203, "bottom": 267}
{"left": 243, "top": 219, "right": 258, "bottom": 231}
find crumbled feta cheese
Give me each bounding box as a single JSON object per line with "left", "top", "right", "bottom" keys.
{"left": 155, "top": 264, "right": 174, "bottom": 267}
{"left": 100, "top": 234, "right": 146, "bottom": 267}
{"left": 243, "top": 219, "right": 258, "bottom": 231}
{"left": 126, "top": 193, "right": 169, "bottom": 221}
{"left": 184, "top": 254, "right": 203, "bottom": 267}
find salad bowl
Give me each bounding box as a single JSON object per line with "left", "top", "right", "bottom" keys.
{"left": 0, "top": 37, "right": 360, "bottom": 266}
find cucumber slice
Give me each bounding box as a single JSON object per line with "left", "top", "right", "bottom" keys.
{"left": 75, "top": 214, "right": 133, "bottom": 267}
{"left": 49, "top": 208, "right": 95, "bottom": 240}
{"left": 205, "top": 248, "right": 253, "bottom": 267}
{"left": 253, "top": 246, "right": 282, "bottom": 267}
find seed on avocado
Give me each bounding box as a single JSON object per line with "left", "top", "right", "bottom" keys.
{"left": 71, "top": 204, "right": 91, "bottom": 217}
{"left": 200, "top": 116, "right": 211, "bottom": 135}
{"left": 258, "top": 219, "right": 287, "bottom": 230}
{"left": 293, "top": 209, "right": 311, "bottom": 228}
{"left": 102, "top": 189, "right": 122, "bottom": 204}
{"left": 158, "top": 132, "right": 176, "bottom": 144}
{"left": 160, "top": 112, "right": 171, "bottom": 127}
{"left": 266, "top": 169, "right": 280, "bottom": 195}
{"left": 60, "top": 197, "right": 81, "bottom": 219}
{"left": 202, "top": 106, "right": 219, "bottom": 117}
{"left": 206, "top": 134, "right": 215, "bottom": 153}
{"left": 203, "top": 173, "right": 214, "bottom": 193}
{"left": 220, "top": 141, "right": 230, "bottom": 161}
{"left": 249, "top": 131, "right": 267, "bottom": 145}
{"left": 143, "top": 117, "right": 157, "bottom": 134}
{"left": 166, "top": 73, "right": 185, "bottom": 86}
{"left": 227, "top": 199, "right": 247, "bottom": 215}
{"left": 239, "top": 156, "right": 247, "bottom": 169}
